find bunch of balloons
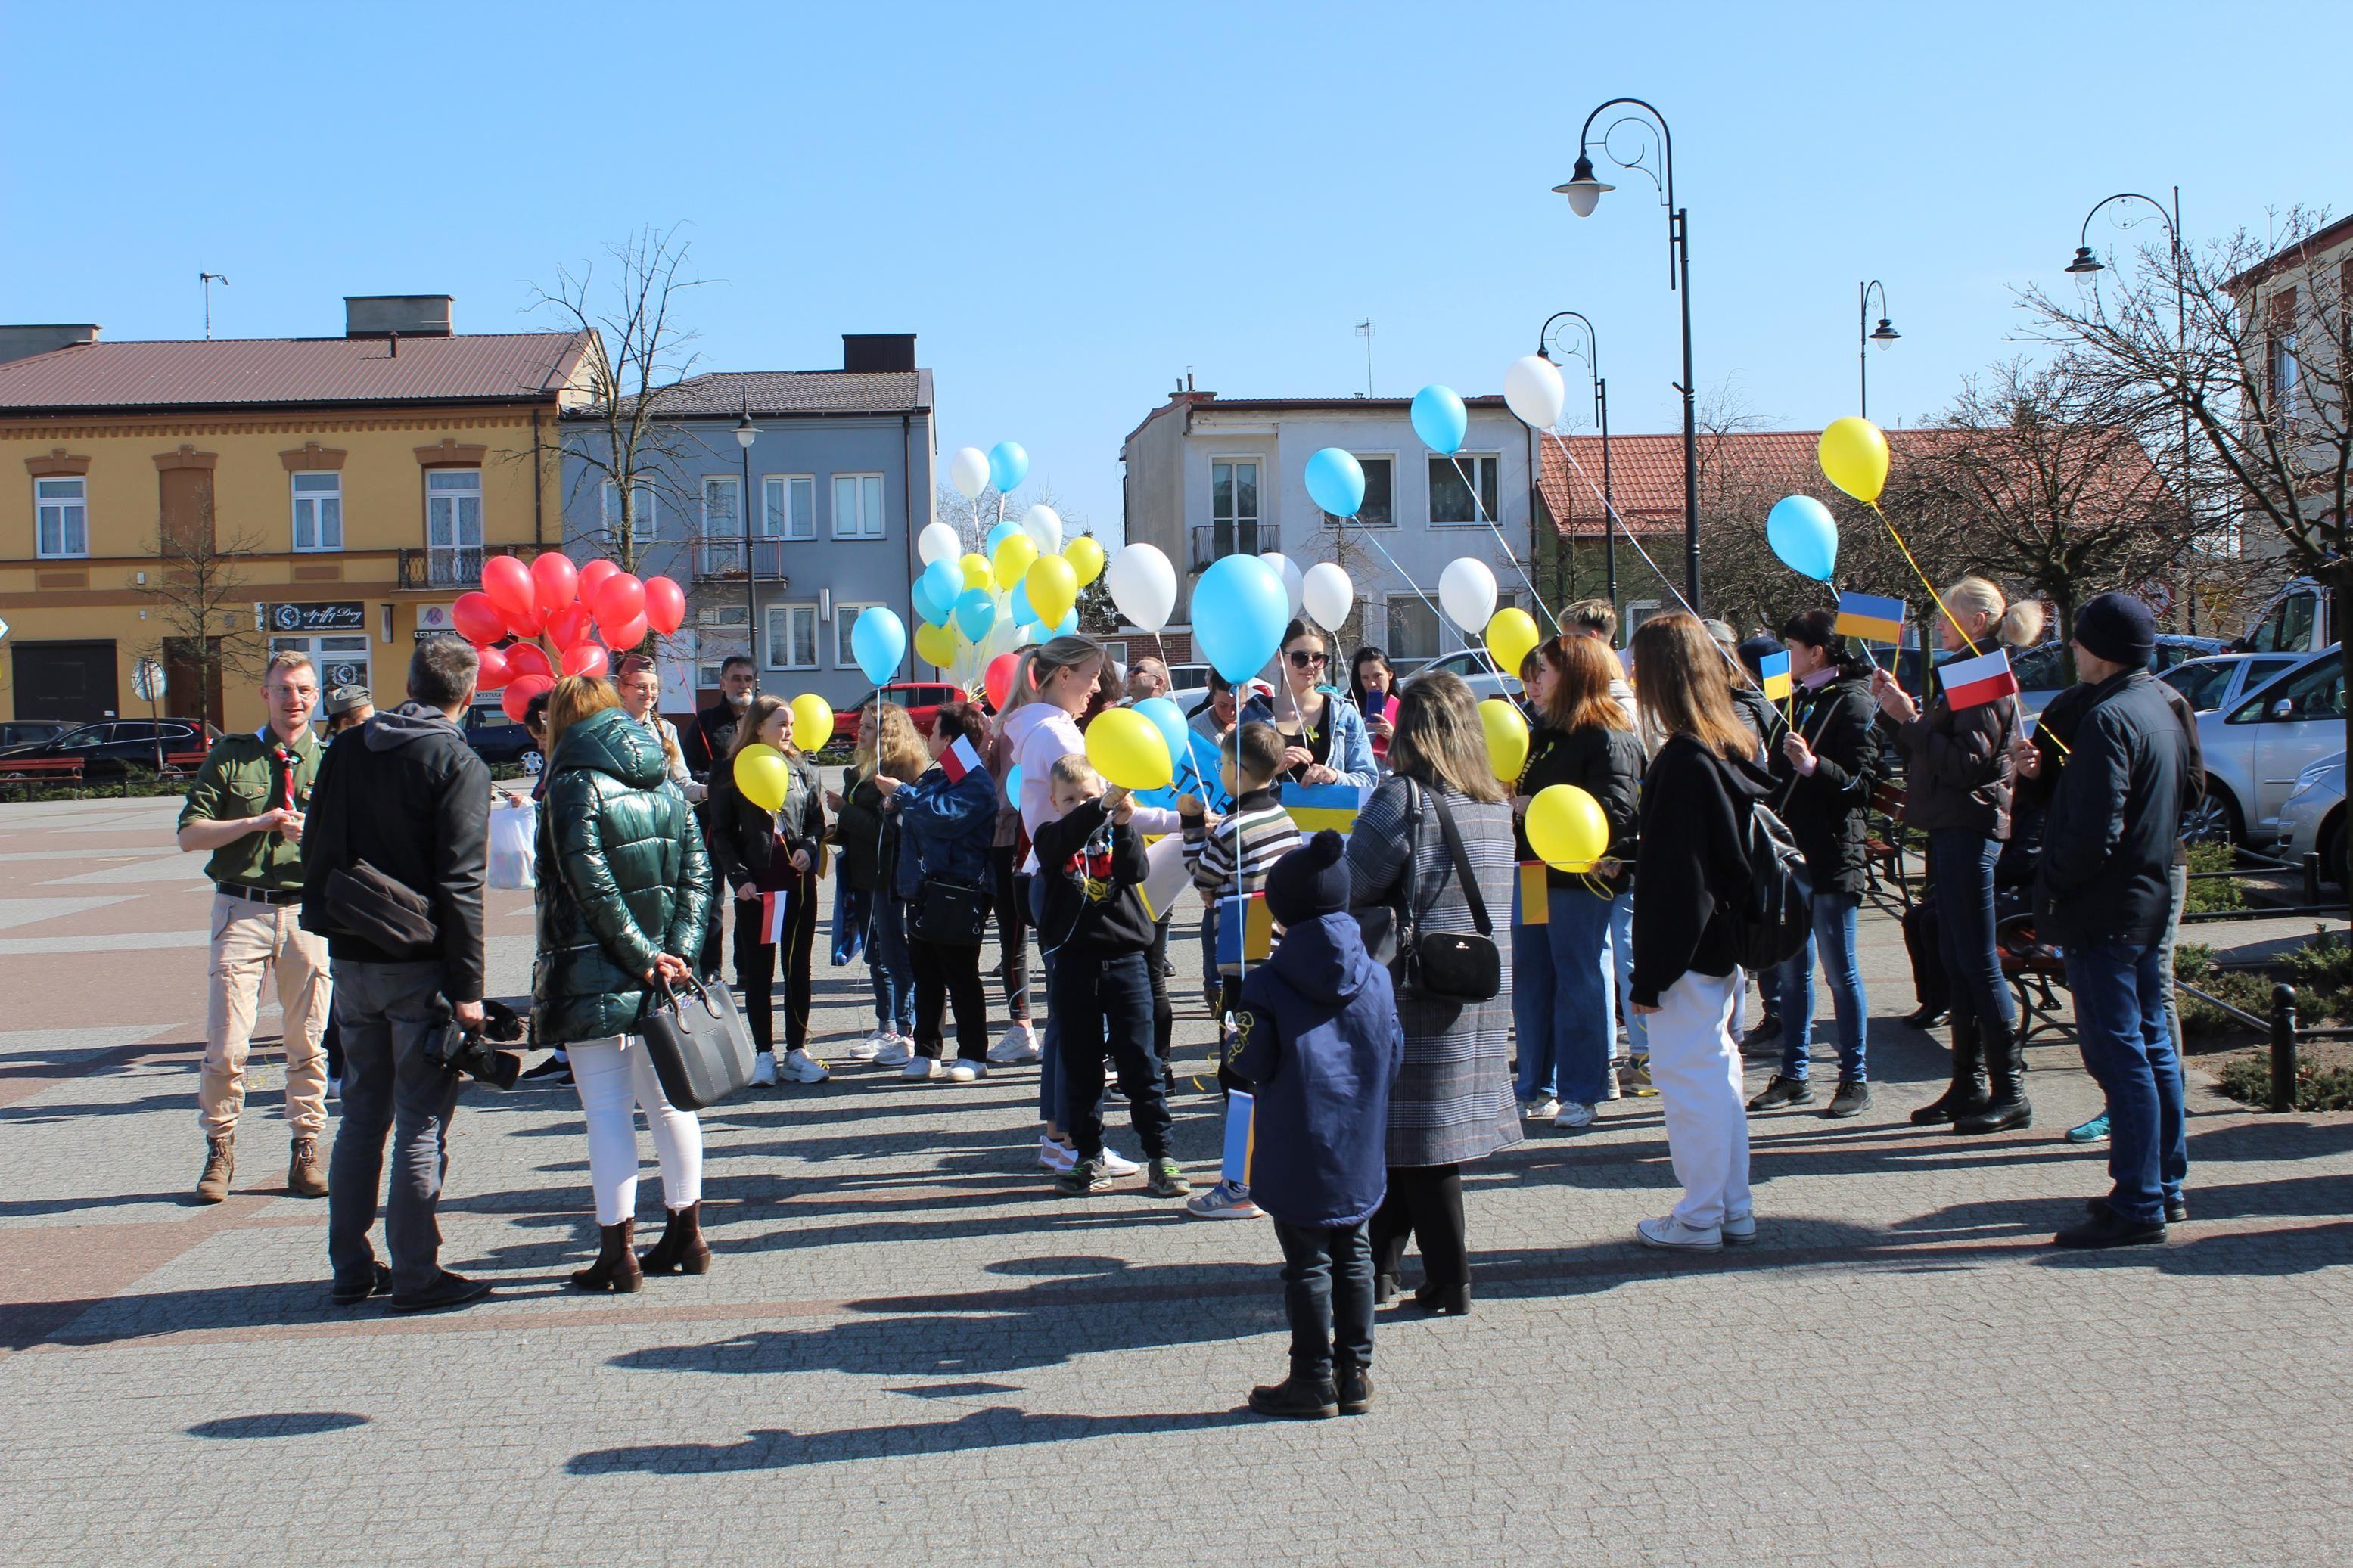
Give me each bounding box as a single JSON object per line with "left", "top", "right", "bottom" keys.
{"left": 907, "top": 503, "right": 1103, "bottom": 685}
{"left": 729, "top": 693, "right": 837, "bottom": 811}
{"left": 452, "top": 552, "right": 687, "bottom": 722}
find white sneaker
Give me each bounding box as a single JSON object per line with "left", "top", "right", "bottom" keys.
{"left": 1522, "top": 1095, "right": 1559, "bottom": 1119}
{"left": 900, "top": 1055, "right": 937, "bottom": 1080}
{"left": 1185, "top": 1180, "right": 1263, "bottom": 1219}
{"left": 1553, "top": 1101, "right": 1596, "bottom": 1131}
{"left": 779, "top": 1048, "right": 829, "bottom": 1084}
{"left": 844, "top": 1032, "right": 887, "bottom": 1062}
{"left": 1721, "top": 1212, "right": 1758, "bottom": 1246}
{"left": 1037, "top": 1135, "right": 1077, "bottom": 1172}
{"left": 944, "top": 1060, "right": 986, "bottom": 1083}
{"left": 751, "top": 1053, "right": 779, "bottom": 1087}
{"left": 988, "top": 1023, "right": 1040, "bottom": 1065}
{"left": 872, "top": 1036, "right": 915, "bottom": 1068}
{"left": 1099, "top": 1145, "right": 1140, "bottom": 1177}
{"left": 1636, "top": 1214, "right": 1722, "bottom": 1251}
{"left": 1599, "top": 1060, "right": 1624, "bottom": 1102}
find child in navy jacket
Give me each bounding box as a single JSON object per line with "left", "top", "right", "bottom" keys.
{"left": 1229, "top": 830, "right": 1404, "bottom": 1419}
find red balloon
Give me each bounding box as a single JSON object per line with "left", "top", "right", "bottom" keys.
{"left": 548, "top": 604, "right": 598, "bottom": 651}
{"left": 503, "top": 642, "right": 555, "bottom": 683}
{"left": 595, "top": 572, "right": 646, "bottom": 628}
{"left": 452, "top": 592, "right": 508, "bottom": 646}
{"left": 562, "top": 642, "right": 611, "bottom": 679}
{"left": 531, "top": 551, "right": 579, "bottom": 617}
{"left": 984, "top": 652, "right": 1020, "bottom": 710}
{"left": 604, "top": 613, "right": 649, "bottom": 652}
{"left": 643, "top": 575, "right": 686, "bottom": 636}
{"left": 577, "top": 557, "right": 619, "bottom": 602}
{"left": 481, "top": 554, "right": 536, "bottom": 619}
{"left": 501, "top": 673, "right": 555, "bottom": 724}
{"left": 474, "top": 644, "right": 512, "bottom": 691}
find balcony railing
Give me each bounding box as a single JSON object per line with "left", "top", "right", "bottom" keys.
{"left": 1189, "top": 523, "right": 1280, "bottom": 573}
{"left": 695, "top": 538, "right": 792, "bottom": 581}
{"left": 398, "top": 546, "right": 484, "bottom": 591}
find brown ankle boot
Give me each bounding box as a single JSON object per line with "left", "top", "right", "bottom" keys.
{"left": 638, "top": 1202, "right": 712, "bottom": 1276}
{"left": 287, "top": 1137, "right": 328, "bottom": 1198}
{"left": 196, "top": 1133, "right": 235, "bottom": 1203}
{"left": 570, "top": 1220, "right": 642, "bottom": 1293}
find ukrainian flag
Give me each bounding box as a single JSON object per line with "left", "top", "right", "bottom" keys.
{"left": 1758, "top": 650, "right": 1793, "bottom": 701}
{"left": 1835, "top": 590, "right": 1907, "bottom": 644}
{"left": 1215, "top": 892, "right": 1275, "bottom": 966}
{"left": 1282, "top": 780, "right": 1371, "bottom": 836}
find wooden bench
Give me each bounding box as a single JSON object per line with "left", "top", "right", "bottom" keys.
{"left": 1863, "top": 777, "right": 1913, "bottom": 918}
{"left": 158, "top": 749, "right": 209, "bottom": 782}
{"left": 0, "top": 756, "right": 85, "bottom": 797}
{"left": 1997, "top": 912, "right": 2075, "bottom": 1047}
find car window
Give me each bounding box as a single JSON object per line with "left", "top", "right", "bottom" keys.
{"left": 2010, "top": 644, "right": 2067, "bottom": 689}
{"left": 1426, "top": 652, "right": 1480, "bottom": 679}
{"left": 2245, "top": 656, "right": 2297, "bottom": 690}
{"left": 2162, "top": 662, "right": 2227, "bottom": 709}
{"left": 2248, "top": 592, "right": 2319, "bottom": 654}
{"left": 58, "top": 725, "right": 113, "bottom": 746}
{"left": 2232, "top": 658, "right": 2343, "bottom": 723}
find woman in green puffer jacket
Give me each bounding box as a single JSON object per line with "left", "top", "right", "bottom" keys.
{"left": 533, "top": 676, "right": 714, "bottom": 1295}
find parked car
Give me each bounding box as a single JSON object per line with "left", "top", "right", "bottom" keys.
{"left": 462, "top": 703, "right": 541, "bottom": 773}
{"left": 2013, "top": 635, "right": 2223, "bottom": 717}
{"left": 1416, "top": 647, "right": 1519, "bottom": 703}
{"left": 0, "top": 718, "right": 221, "bottom": 778}
{"left": 833, "top": 682, "right": 963, "bottom": 749}
{"left": 2234, "top": 576, "right": 2330, "bottom": 655}
{"left": 0, "top": 721, "right": 68, "bottom": 748}
{"left": 2160, "top": 652, "right": 2306, "bottom": 714}
{"left": 2194, "top": 647, "right": 2345, "bottom": 846}
{"left": 2275, "top": 752, "right": 2345, "bottom": 885}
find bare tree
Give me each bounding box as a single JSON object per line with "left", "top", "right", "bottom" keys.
{"left": 138, "top": 501, "right": 266, "bottom": 731}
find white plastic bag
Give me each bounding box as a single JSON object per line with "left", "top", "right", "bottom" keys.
{"left": 488, "top": 798, "right": 538, "bottom": 891}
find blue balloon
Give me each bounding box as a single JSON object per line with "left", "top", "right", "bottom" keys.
{"left": 849, "top": 605, "right": 906, "bottom": 687}
{"left": 953, "top": 586, "right": 997, "bottom": 642}
{"left": 1131, "top": 697, "right": 1192, "bottom": 787}
{"left": 1009, "top": 579, "right": 1038, "bottom": 626}
{"left": 1410, "top": 384, "right": 1469, "bottom": 455}
{"left": 912, "top": 558, "right": 960, "bottom": 625}
{"left": 985, "top": 520, "right": 1023, "bottom": 554}
{"left": 1193, "top": 554, "right": 1289, "bottom": 682}
{"left": 988, "top": 441, "right": 1030, "bottom": 495}
{"left": 1305, "top": 447, "right": 1366, "bottom": 518}
{"left": 1003, "top": 762, "right": 1022, "bottom": 806}
{"left": 1766, "top": 495, "right": 1839, "bottom": 582}
{"left": 1050, "top": 609, "right": 1077, "bottom": 637}
{"left": 1185, "top": 728, "right": 1232, "bottom": 812}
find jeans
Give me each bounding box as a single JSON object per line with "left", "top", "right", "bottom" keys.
{"left": 1647, "top": 967, "right": 1752, "bottom": 1231}
{"left": 570, "top": 1034, "right": 701, "bottom": 1225}
{"left": 909, "top": 934, "right": 988, "bottom": 1061}
{"left": 2065, "top": 938, "right": 2187, "bottom": 1225}
{"left": 1927, "top": 828, "right": 2015, "bottom": 1030}
{"left": 1607, "top": 886, "right": 1648, "bottom": 1060}
{"left": 1052, "top": 949, "right": 1173, "bottom": 1161}
{"left": 325, "top": 959, "right": 463, "bottom": 1298}
{"left": 2159, "top": 860, "right": 2187, "bottom": 1055}
{"left": 1511, "top": 880, "right": 1616, "bottom": 1105}
{"left": 1777, "top": 885, "right": 1869, "bottom": 1082}
{"left": 1273, "top": 1219, "right": 1374, "bottom": 1382}
{"left": 868, "top": 894, "right": 915, "bottom": 1036}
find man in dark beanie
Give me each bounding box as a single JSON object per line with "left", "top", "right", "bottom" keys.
{"left": 2013, "top": 592, "right": 2190, "bottom": 1248}
{"left": 1230, "top": 831, "right": 1404, "bottom": 1419}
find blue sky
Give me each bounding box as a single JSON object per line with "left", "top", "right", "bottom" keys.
{"left": 4, "top": 1, "right": 2344, "bottom": 541}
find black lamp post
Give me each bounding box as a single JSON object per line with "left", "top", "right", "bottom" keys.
{"left": 1859, "top": 280, "right": 1900, "bottom": 419}
{"left": 1556, "top": 97, "right": 1699, "bottom": 610}
{"left": 734, "top": 401, "right": 760, "bottom": 695}
{"left": 1539, "top": 309, "right": 1617, "bottom": 626}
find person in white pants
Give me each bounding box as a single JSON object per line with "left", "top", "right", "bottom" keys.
{"left": 571, "top": 1035, "right": 702, "bottom": 1282}
{"left": 1640, "top": 971, "right": 1752, "bottom": 1237}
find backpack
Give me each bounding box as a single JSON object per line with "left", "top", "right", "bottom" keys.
{"left": 1724, "top": 799, "right": 1811, "bottom": 972}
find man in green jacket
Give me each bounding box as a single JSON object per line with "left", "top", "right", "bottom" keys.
{"left": 176, "top": 650, "right": 329, "bottom": 1202}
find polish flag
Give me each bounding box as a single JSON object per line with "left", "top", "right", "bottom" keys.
{"left": 759, "top": 889, "right": 789, "bottom": 945}
{"left": 938, "top": 733, "right": 987, "bottom": 784}
{"left": 1941, "top": 647, "right": 2020, "bottom": 710}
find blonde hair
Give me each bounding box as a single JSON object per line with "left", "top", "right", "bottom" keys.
{"left": 1941, "top": 576, "right": 2047, "bottom": 649}
{"left": 869, "top": 703, "right": 927, "bottom": 784}
{"left": 1628, "top": 612, "right": 1752, "bottom": 762}
{"left": 1001, "top": 635, "right": 1103, "bottom": 717}
{"left": 1047, "top": 752, "right": 1100, "bottom": 793}
{"left": 545, "top": 675, "right": 620, "bottom": 758}
{"left": 1389, "top": 671, "right": 1509, "bottom": 803}
{"left": 726, "top": 694, "right": 791, "bottom": 768}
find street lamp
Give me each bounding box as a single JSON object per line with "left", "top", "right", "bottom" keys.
{"left": 1860, "top": 280, "right": 1900, "bottom": 419}
{"left": 1554, "top": 97, "right": 1699, "bottom": 609}
{"left": 735, "top": 400, "right": 759, "bottom": 694}
{"left": 1539, "top": 310, "right": 1618, "bottom": 627}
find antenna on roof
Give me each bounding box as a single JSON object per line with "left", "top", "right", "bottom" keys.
{"left": 199, "top": 273, "right": 229, "bottom": 340}
{"left": 1354, "top": 318, "right": 1375, "bottom": 397}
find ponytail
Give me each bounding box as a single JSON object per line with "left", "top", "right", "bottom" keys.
{"left": 1942, "top": 576, "right": 2044, "bottom": 650}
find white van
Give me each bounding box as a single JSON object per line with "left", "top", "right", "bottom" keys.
{"left": 2238, "top": 577, "right": 2331, "bottom": 655}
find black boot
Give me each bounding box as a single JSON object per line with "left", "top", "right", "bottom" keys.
{"left": 1412, "top": 1280, "right": 1470, "bottom": 1316}
{"left": 1911, "top": 1016, "right": 1991, "bottom": 1126}
{"left": 570, "top": 1219, "right": 643, "bottom": 1293}
{"left": 1954, "top": 1017, "right": 2031, "bottom": 1134}
{"left": 638, "top": 1202, "right": 712, "bottom": 1276}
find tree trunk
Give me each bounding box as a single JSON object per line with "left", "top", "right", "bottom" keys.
{"left": 2337, "top": 581, "right": 2351, "bottom": 896}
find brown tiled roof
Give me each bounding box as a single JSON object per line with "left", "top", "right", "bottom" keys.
{"left": 592, "top": 368, "right": 934, "bottom": 420}
{"left": 0, "top": 331, "right": 594, "bottom": 414}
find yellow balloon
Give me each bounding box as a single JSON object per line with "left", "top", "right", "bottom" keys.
{"left": 1527, "top": 783, "right": 1609, "bottom": 871}
{"left": 1485, "top": 607, "right": 1541, "bottom": 677}
{"left": 914, "top": 620, "right": 959, "bottom": 669}
{"left": 1062, "top": 535, "right": 1105, "bottom": 588}
{"left": 992, "top": 533, "right": 1039, "bottom": 592}
{"left": 733, "top": 743, "right": 789, "bottom": 812}
{"left": 959, "top": 552, "right": 993, "bottom": 591}
{"left": 1084, "top": 706, "right": 1173, "bottom": 791}
{"left": 1478, "top": 697, "right": 1529, "bottom": 781}
{"left": 1818, "top": 416, "right": 1889, "bottom": 505}
{"left": 790, "top": 694, "right": 835, "bottom": 753}
{"left": 1025, "top": 554, "right": 1079, "bottom": 628}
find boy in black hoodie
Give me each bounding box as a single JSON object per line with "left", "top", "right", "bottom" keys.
{"left": 1033, "top": 754, "right": 1191, "bottom": 1199}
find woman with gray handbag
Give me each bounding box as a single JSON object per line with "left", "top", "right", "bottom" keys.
{"left": 533, "top": 676, "right": 714, "bottom": 1294}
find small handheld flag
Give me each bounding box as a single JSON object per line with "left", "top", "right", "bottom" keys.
{"left": 1758, "top": 650, "right": 1793, "bottom": 701}
{"left": 1220, "top": 1089, "right": 1255, "bottom": 1186}
{"left": 1518, "top": 862, "right": 1550, "bottom": 924}
{"left": 759, "top": 889, "right": 789, "bottom": 946}
{"left": 937, "top": 733, "right": 987, "bottom": 784}
{"left": 1939, "top": 647, "right": 2019, "bottom": 710}
{"left": 1281, "top": 780, "right": 1371, "bottom": 836}
{"left": 1834, "top": 591, "right": 1907, "bottom": 644}
{"left": 1214, "top": 891, "right": 1275, "bottom": 967}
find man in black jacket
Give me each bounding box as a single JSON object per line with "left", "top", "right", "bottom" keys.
{"left": 679, "top": 655, "right": 755, "bottom": 979}
{"left": 302, "top": 635, "right": 493, "bottom": 1311}
{"left": 2018, "top": 595, "right": 2190, "bottom": 1250}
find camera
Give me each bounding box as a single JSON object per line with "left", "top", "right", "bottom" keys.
{"left": 427, "top": 997, "right": 525, "bottom": 1089}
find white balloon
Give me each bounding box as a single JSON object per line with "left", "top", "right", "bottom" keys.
{"left": 916, "top": 521, "right": 961, "bottom": 567}
{"left": 949, "top": 446, "right": 991, "bottom": 500}
{"left": 1503, "top": 354, "right": 1568, "bottom": 431}
{"left": 1104, "top": 542, "right": 1178, "bottom": 633}
{"left": 1259, "top": 552, "right": 1305, "bottom": 620}
{"left": 1301, "top": 562, "right": 1354, "bottom": 635}
{"left": 1021, "top": 503, "right": 1064, "bottom": 554}
{"left": 1438, "top": 557, "right": 1498, "bottom": 635}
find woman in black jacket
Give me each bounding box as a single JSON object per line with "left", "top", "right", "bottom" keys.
{"left": 1749, "top": 609, "right": 1879, "bottom": 1119}
{"left": 1511, "top": 635, "right": 1643, "bottom": 1129}
{"left": 1871, "top": 576, "right": 2044, "bottom": 1135}
{"left": 705, "top": 694, "right": 829, "bottom": 1086}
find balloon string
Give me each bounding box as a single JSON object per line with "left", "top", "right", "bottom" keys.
{"left": 1442, "top": 452, "right": 1565, "bottom": 637}
{"left": 1332, "top": 513, "right": 1457, "bottom": 663}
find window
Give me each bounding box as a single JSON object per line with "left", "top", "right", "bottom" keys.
{"left": 1211, "top": 458, "right": 1262, "bottom": 554}
{"left": 1320, "top": 455, "right": 1394, "bottom": 529}
{"left": 2160, "top": 660, "right": 2229, "bottom": 712}
{"left": 2269, "top": 329, "right": 2301, "bottom": 413}
{"left": 425, "top": 470, "right": 481, "bottom": 581}
{"left": 832, "top": 473, "right": 885, "bottom": 539}
{"left": 835, "top": 603, "right": 893, "bottom": 672}
{"left": 703, "top": 475, "right": 741, "bottom": 539}
{"left": 763, "top": 474, "right": 816, "bottom": 540}
{"left": 1428, "top": 455, "right": 1500, "bottom": 525}
{"left": 603, "top": 480, "right": 660, "bottom": 539}
{"left": 291, "top": 473, "right": 342, "bottom": 552}
{"left": 2249, "top": 591, "right": 2319, "bottom": 654}
{"left": 35, "top": 477, "right": 88, "bottom": 558}
{"left": 765, "top": 604, "right": 819, "bottom": 670}
{"left": 270, "top": 634, "right": 368, "bottom": 694}
{"left": 2230, "top": 657, "right": 2342, "bottom": 724}
{"left": 1386, "top": 597, "right": 1440, "bottom": 662}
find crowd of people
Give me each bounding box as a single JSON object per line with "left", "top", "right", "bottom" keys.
{"left": 169, "top": 573, "right": 2197, "bottom": 1410}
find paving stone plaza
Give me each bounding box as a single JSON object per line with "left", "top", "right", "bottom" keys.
{"left": 3, "top": 796, "right": 2350, "bottom": 1564}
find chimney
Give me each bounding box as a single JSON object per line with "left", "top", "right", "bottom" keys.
{"left": 344, "top": 295, "right": 453, "bottom": 339}
{"left": 0, "top": 324, "right": 100, "bottom": 365}
{"left": 841, "top": 333, "right": 916, "bottom": 373}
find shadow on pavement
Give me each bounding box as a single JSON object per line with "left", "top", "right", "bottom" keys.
{"left": 567, "top": 1407, "right": 1254, "bottom": 1474}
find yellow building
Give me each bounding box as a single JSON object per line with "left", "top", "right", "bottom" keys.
{"left": 0, "top": 296, "right": 593, "bottom": 733}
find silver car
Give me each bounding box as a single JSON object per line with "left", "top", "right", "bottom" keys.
{"left": 2161, "top": 652, "right": 2305, "bottom": 713}
{"left": 2194, "top": 647, "right": 2345, "bottom": 845}
{"left": 1416, "top": 647, "right": 1521, "bottom": 703}
{"left": 2275, "top": 752, "right": 2345, "bottom": 884}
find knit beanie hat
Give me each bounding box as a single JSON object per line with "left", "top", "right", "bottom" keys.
{"left": 2072, "top": 592, "right": 2156, "bottom": 669}
{"left": 1265, "top": 830, "right": 1350, "bottom": 927}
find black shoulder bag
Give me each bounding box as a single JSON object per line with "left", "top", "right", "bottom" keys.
{"left": 1369, "top": 780, "right": 1502, "bottom": 1004}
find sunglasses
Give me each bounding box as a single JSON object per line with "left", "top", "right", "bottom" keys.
{"left": 1285, "top": 650, "right": 1329, "bottom": 668}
